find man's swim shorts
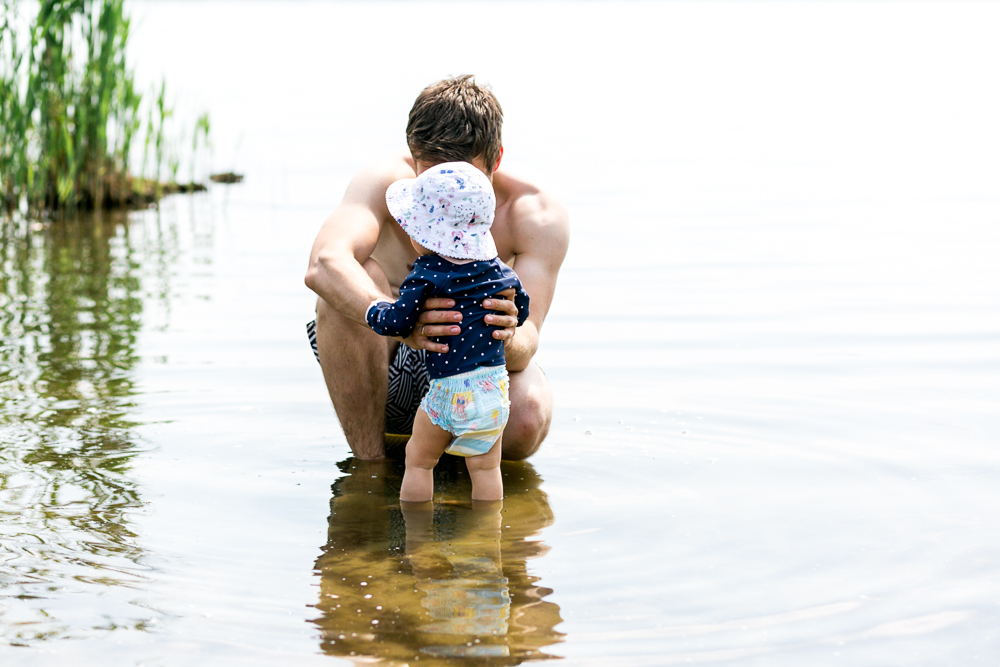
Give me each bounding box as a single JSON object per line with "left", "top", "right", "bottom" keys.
{"left": 420, "top": 365, "right": 510, "bottom": 457}
{"left": 307, "top": 320, "right": 429, "bottom": 435}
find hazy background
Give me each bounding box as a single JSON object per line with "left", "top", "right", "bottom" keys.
{"left": 2, "top": 1, "right": 998, "bottom": 665}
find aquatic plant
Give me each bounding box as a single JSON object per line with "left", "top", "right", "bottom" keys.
{"left": 0, "top": 0, "right": 206, "bottom": 216}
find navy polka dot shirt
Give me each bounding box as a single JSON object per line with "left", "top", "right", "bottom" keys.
{"left": 366, "top": 255, "right": 530, "bottom": 379}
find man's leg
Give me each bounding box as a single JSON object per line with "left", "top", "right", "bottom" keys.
{"left": 502, "top": 361, "right": 552, "bottom": 460}
{"left": 315, "top": 258, "right": 392, "bottom": 460}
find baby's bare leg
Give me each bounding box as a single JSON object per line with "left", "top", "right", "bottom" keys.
{"left": 465, "top": 434, "right": 504, "bottom": 501}
{"left": 400, "top": 409, "right": 453, "bottom": 502}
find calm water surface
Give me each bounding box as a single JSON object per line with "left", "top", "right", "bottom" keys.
{"left": 2, "top": 1, "right": 1000, "bottom": 665}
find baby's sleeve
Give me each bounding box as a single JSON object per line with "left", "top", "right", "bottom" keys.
{"left": 365, "top": 276, "right": 433, "bottom": 337}
{"left": 513, "top": 281, "right": 530, "bottom": 327}
{"left": 496, "top": 262, "right": 530, "bottom": 327}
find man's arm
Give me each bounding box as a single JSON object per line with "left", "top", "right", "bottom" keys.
{"left": 494, "top": 192, "right": 569, "bottom": 372}
{"left": 304, "top": 163, "right": 394, "bottom": 322}
{"left": 366, "top": 278, "right": 433, "bottom": 337}
{"left": 305, "top": 159, "right": 468, "bottom": 354}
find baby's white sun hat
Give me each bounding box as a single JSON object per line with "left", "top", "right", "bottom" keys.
{"left": 386, "top": 161, "right": 497, "bottom": 261}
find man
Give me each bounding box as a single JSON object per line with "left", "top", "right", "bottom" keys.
{"left": 305, "top": 75, "right": 568, "bottom": 461}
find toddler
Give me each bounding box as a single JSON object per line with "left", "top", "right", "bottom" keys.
{"left": 366, "top": 161, "right": 529, "bottom": 502}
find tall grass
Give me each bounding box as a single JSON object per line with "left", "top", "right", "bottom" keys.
{"left": 1, "top": 0, "right": 204, "bottom": 216}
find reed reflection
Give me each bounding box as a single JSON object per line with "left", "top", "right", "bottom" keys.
{"left": 0, "top": 214, "right": 154, "bottom": 644}
{"left": 312, "top": 456, "right": 563, "bottom": 665}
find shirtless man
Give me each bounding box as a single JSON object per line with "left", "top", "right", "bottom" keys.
{"left": 304, "top": 75, "right": 569, "bottom": 461}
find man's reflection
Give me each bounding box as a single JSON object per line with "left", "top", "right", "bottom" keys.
{"left": 311, "top": 456, "right": 563, "bottom": 664}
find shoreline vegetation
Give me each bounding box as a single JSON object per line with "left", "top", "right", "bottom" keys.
{"left": 1, "top": 0, "right": 228, "bottom": 219}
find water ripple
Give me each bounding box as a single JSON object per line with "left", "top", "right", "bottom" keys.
{"left": 0, "top": 215, "right": 160, "bottom": 645}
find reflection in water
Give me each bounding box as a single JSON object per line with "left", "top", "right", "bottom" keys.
{"left": 312, "top": 457, "right": 563, "bottom": 665}
{"left": 0, "top": 214, "right": 154, "bottom": 644}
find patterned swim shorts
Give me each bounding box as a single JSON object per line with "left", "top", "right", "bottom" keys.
{"left": 420, "top": 365, "right": 510, "bottom": 457}
{"left": 307, "top": 320, "right": 429, "bottom": 435}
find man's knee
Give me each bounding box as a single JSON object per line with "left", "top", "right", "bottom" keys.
{"left": 315, "top": 296, "right": 374, "bottom": 359}
{"left": 504, "top": 402, "right": 550, "bottom": 460}
{"left": 314, "top": 258, "right": 391, "bottom": 358}
{"left": 502, "top": 366, "right": 552, "bottom": 460}
{"left": 313, "top": 267, "right": 392, "bottom": 400}
{"left": 312, "top": 266, "right": 393, "bottom": 460}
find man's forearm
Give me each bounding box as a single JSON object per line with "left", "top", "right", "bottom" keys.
{"left": 306, "top": 250, "right": 388, "bottom": 326}
{"left": 505, "top": 321, "right": 539, "bottom": 373}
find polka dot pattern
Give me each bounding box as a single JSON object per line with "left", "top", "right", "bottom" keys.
{"left": 366, "top": 255, "right": 530, "bottom": 379}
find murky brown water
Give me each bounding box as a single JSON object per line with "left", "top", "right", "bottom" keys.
{"left": 0, "top": 214, "right": 152, "bottom": 644}
{"left": 0, "top": 205, "right": 564, "bottom": 664}
{"left": 3, "top": 1, "right": 1000, "bottom": 665}
{"left": 313, "top": 458, "right": 562, "bottom": 664}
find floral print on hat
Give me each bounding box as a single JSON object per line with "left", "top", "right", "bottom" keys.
{"left": 385, "top": 161, "right": 498, "bottom": 261}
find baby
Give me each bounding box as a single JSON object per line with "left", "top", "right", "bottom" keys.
{"left": 366, "top": 162, "right": 529, "bottom": 502}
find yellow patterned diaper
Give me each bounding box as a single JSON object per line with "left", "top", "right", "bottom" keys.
{"left": 420, "top": 365, "right": 510, "bottom": 457}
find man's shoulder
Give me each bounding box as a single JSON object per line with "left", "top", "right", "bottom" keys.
{"left": 494, "top": 165, "right": 569, "bottom": 256}
{"left": 349, "top": 152, "right": 417, "bottom": 195}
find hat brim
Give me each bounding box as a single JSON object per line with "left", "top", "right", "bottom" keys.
{"left": 384, "top": 164, "right": 498, "bottom": 261}
{"left": 433, "top": 230, "right": 498, "bottom": 262}
{"left": 385, "top": 178, "right": 418, "bottom": 232}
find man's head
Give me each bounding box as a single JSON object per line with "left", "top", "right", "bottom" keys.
{"left": 407, "top": 75, "right": 503, "bottom": 176}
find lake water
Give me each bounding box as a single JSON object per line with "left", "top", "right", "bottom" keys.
{"left": 2, "top": 1, "right": 999, "bottom": 664}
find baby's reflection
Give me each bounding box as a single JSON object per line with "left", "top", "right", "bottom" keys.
{"left": 311, "top": 456, "right": 562, "bottom": 665}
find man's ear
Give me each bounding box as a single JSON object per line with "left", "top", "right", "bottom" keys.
{"left": 494, "top": 146, "right": 504, "bottom": 173}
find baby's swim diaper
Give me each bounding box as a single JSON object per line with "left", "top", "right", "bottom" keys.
{"left": 420, "top": 365, "right": 510, "bottom": 457}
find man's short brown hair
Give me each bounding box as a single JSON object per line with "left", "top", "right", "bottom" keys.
{"left": 406, "top": 75, "right": 503, "bottom": 172}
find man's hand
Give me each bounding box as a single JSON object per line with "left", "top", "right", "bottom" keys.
{"left": 403, "top": 298, "right": 462, "bottom": 353}
{"left": 483, "top": 288, "right": 518, "bottom": 345}
{"left": 402, "top": 289, "right": 519, "bottom": 353}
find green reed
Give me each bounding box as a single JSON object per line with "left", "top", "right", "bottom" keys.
{"left": 1, "top": 0, "right": 205, "bottom": 216}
